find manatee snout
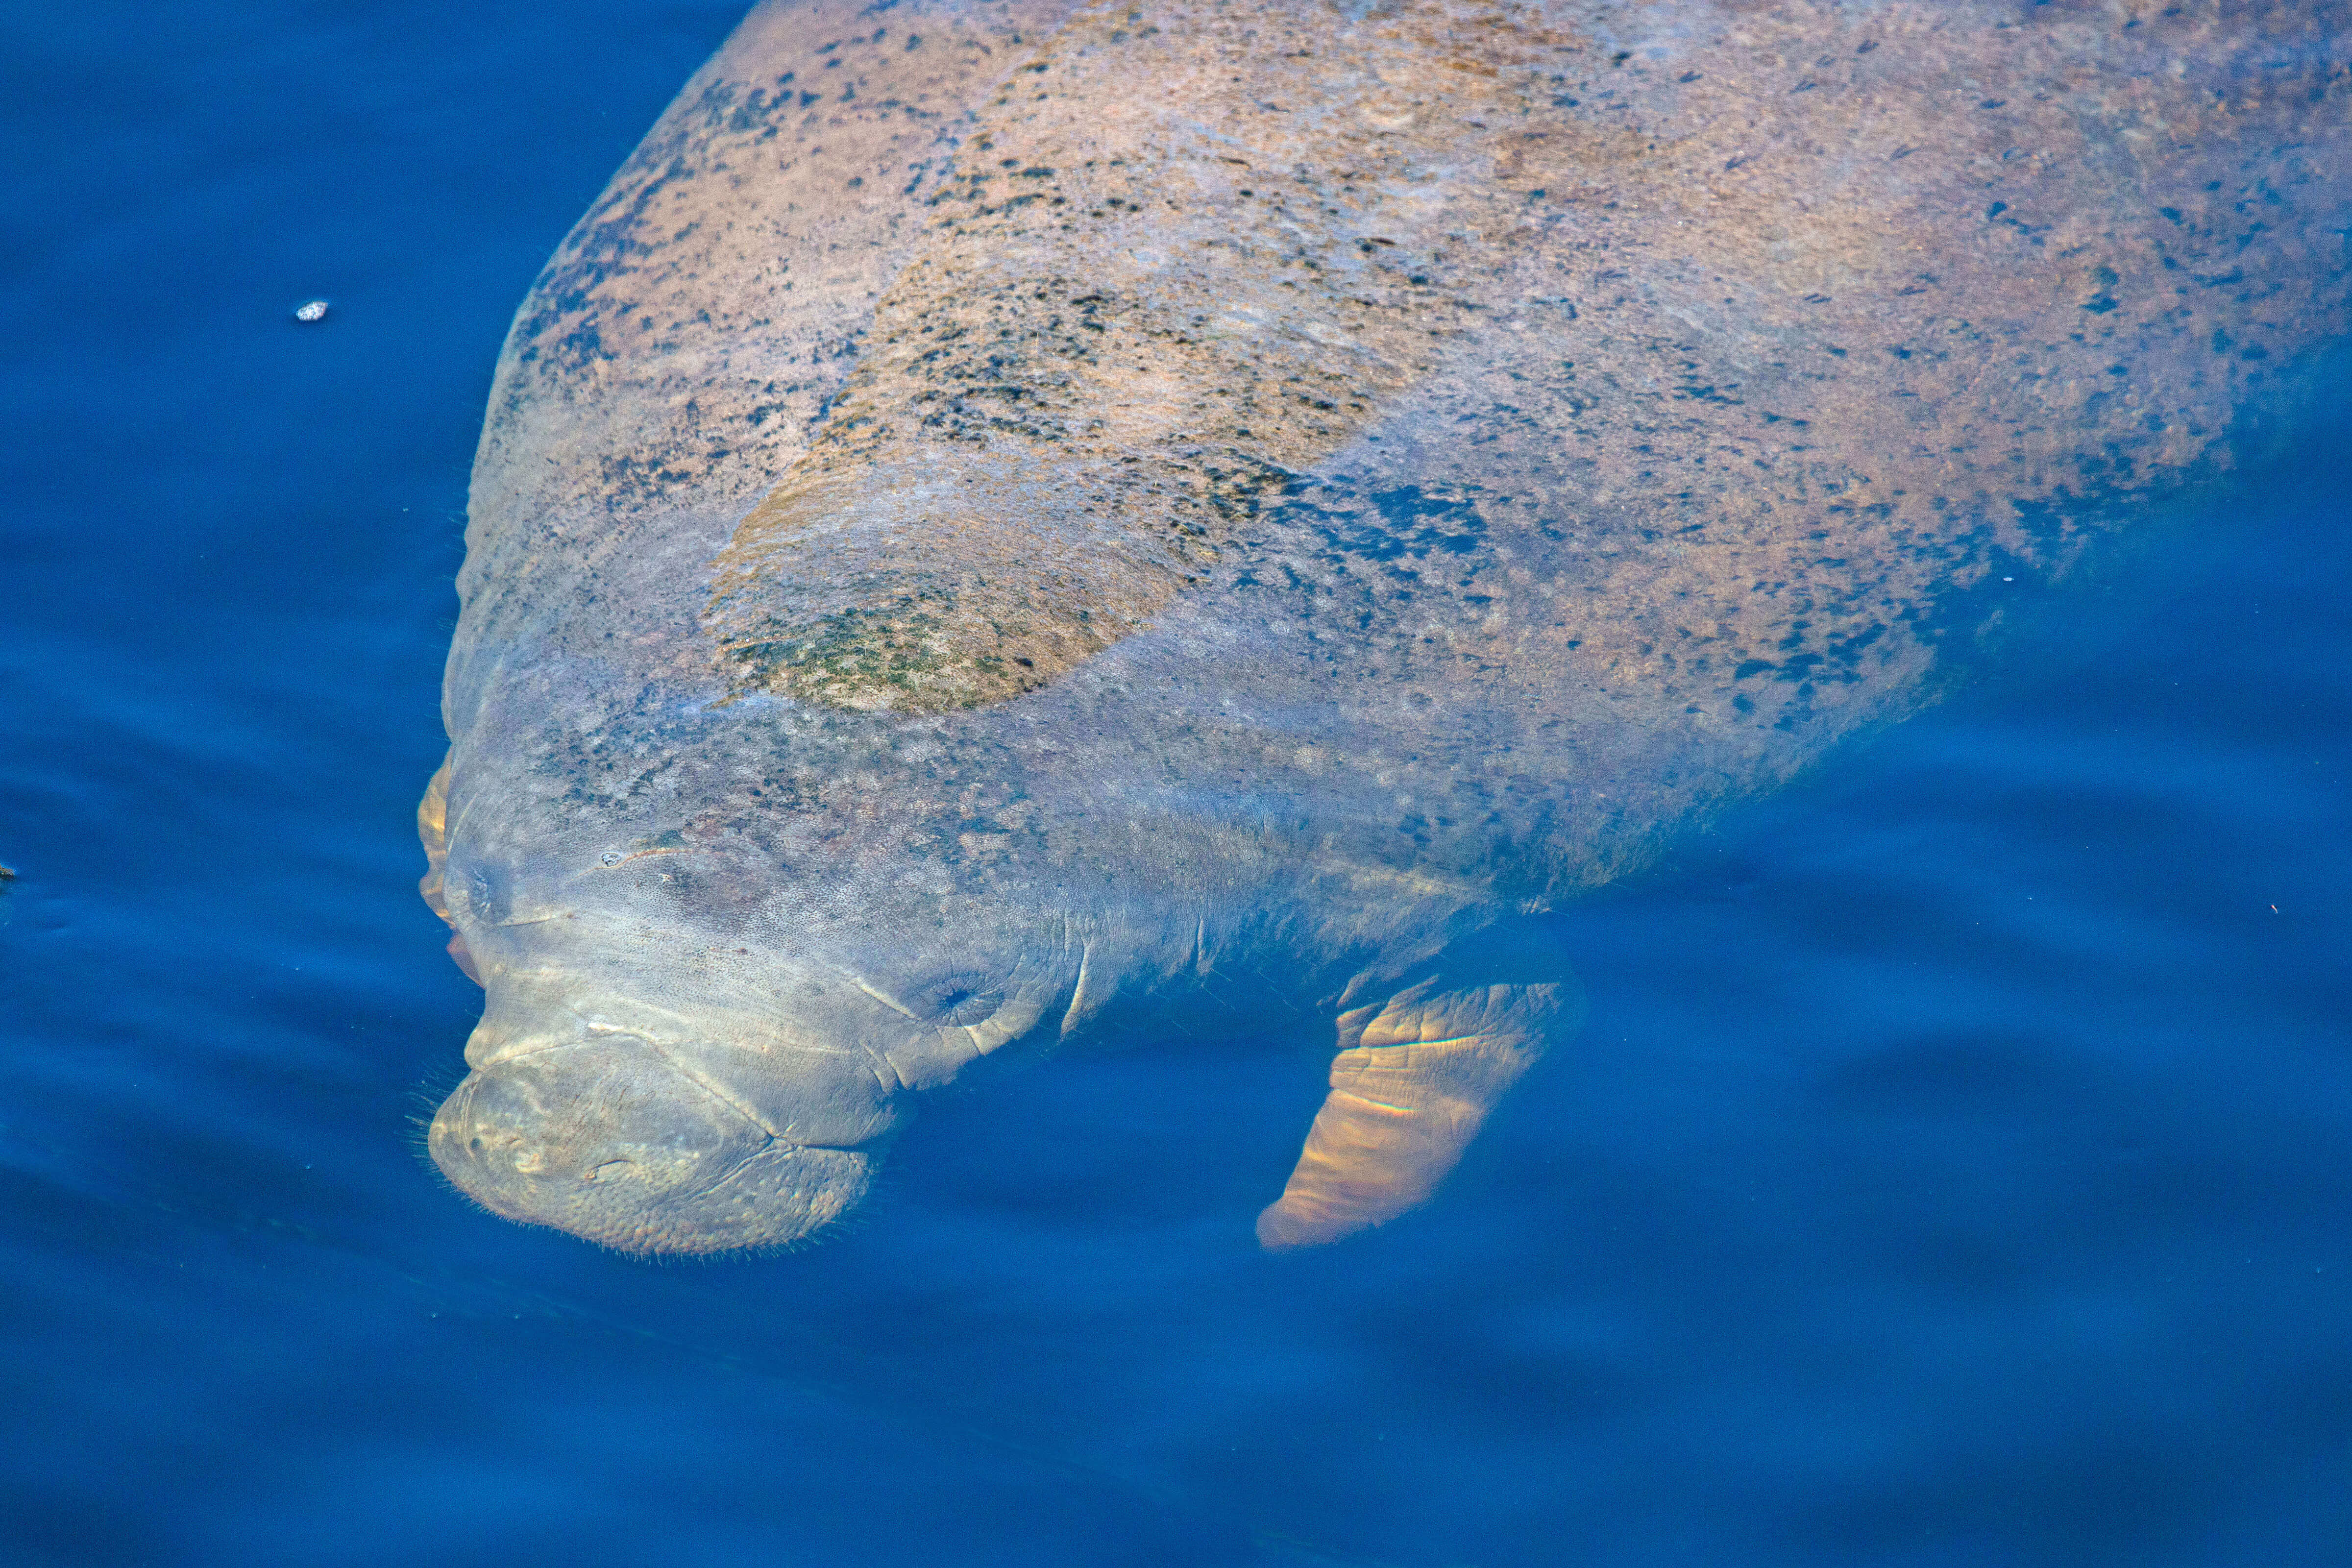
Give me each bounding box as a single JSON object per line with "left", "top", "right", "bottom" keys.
{"left": 428, "top": 1034, "right": 877, "bottom": 1254}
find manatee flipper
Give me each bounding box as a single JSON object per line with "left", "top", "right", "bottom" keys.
{"left": 416, "top": 752, "right": 481, "bottom": 986}
{"left": 1256, "top": 979, "right": 1567, "bottom": 1250}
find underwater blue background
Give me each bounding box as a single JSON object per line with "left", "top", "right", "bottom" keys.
{"left": 5, "top": 3, "right": 2351, "bottom": 1564}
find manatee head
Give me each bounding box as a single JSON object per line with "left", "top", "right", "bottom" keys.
{"left": 421, "top": 799, "right": 1078, "bottom": 1254}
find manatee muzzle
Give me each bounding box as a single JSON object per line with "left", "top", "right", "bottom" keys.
{"left": 427, "top": 1033, "right": 875, "bottom": 1254}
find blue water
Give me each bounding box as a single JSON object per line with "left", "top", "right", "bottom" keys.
{"left": 6, "top": 3, "right": 2352, "bottom": 1565}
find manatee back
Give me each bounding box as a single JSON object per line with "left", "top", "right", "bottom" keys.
{"left": 448, "top": 0, "right": 2352, "bottom": 932}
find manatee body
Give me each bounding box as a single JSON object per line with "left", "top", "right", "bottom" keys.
{"left": 423, "top": 0, "right": 2351, "bottom": 1253}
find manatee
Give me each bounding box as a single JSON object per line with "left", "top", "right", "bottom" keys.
{"left": 421, "top": 0, "right": 2352, "bottom": 1253}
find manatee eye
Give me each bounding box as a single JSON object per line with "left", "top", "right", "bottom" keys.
{"left": 936, "top": 990, "right": 989, "bottom": 1025}
{"left": 458, "top": 861, "right": 512, "bottom": 925}
{"left": 915, "top": 974, "right": 1002, "bottom": 1027}
{"left": 599, "top": 850, "right": 625, "bottom": 867}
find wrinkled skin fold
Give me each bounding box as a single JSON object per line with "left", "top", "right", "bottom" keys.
{"left": 423, "top": 0, "right": 2352, "bottom": 1254}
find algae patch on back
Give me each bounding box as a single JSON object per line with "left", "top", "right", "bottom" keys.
{"left": 735, "top": 576, "right": 1120, "bottom": 712}
{"left": 703, "top": 0, "right": 1616, "bottom": 711}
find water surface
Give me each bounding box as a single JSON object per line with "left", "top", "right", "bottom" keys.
{"left": 4, "top": 4, "right": 2350, "bottom": 1565}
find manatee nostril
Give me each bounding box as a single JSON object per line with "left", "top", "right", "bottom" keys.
{"left": 585, "top": 1158, "right": 634, "bottom": 1183}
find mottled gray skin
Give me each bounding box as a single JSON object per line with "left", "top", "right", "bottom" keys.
{"left": 426, "top": 0, "right": 2351, "bottom": 1253}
